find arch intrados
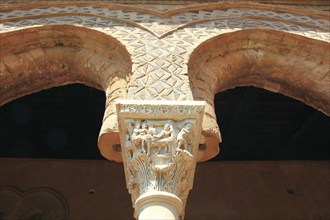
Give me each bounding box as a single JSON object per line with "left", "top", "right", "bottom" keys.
{"left": 189, "top": 29, "right": 327, "bottom": 72}
{"left": 188, "top": 29, "right": 329, "bottom": 161}
{"left": 189, "top": 29, "right": 330, "bottom": 115}
{"left": 0, "top": 25, "right": 132, "bottom": 105}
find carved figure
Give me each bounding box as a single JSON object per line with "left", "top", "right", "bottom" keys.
{"left": 147, "top": 124, "right": 157, "bottom": 136}
{"left": 117, "top": 101, "right": 205, "bottom": 218}
{"left": 131, "top": 122, "right": 148, "bottom": 153}
{"left": 177, "top": 123, "right": 193, "bottom": 152}
{"left": 125, "top": 123, "right": 134, "bottom": 149}
{"left": 151, "top": 123, "right": 174, "bottom": 155}
{"left": 145, "top": 124, "right": 156, "bottom": 153}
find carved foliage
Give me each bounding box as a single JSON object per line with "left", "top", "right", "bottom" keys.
{"left": 116, "top": 100, "right": 204, "bottom": 207}
{"left": 124, "top": 119, "right": 195, "bottom": 203}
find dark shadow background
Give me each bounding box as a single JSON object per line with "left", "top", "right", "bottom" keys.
{"left": 0, "top": 84, "right": 329, "bottom": 161}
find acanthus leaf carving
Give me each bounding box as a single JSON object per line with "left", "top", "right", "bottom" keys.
{"left": 116, "top": 100, "right": 205, "bottom": 219}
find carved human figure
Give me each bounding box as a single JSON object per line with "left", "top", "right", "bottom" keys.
{"left": 177, "top": 123, "right": 193, "bottom": 152}
{"left": 125, "top": 123, "right": 134, "bottom": 146}
{"left": 146, "top": 124, "right": 156, "bottom": 154}
{"left": 140, "top": 123, "right": 148, "bottom": 135}
{"left": 124, "top": 123, "right": 135, "bottom": 158}
{"left": 131, "top": 122, "right": 140, "bottom": 145}
{"left": 152, "top": 123, "right": 174, "bottom": 155}
{"left": 131, "top": 122, "right": 148, "bottom": 153}
{"left": 147, "top": 124, "right": 157, "bottom": 136}
{"left": 124, "top": 136, "right": 132, "bottom": 159}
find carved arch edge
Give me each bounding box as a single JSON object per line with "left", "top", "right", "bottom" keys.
{"left": 188, "top": 29, "right": 330, "bottom": 161}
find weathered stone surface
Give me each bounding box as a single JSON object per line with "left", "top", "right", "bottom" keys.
{"left": 0, "top": 2, "right": 329, "bottom": 219}
{"left": 116, "top": 100, "right": 205, "bottom": 219}
{"left": 189, "top": 29, "right": 330, "bottom": 120}
{"left": 0, "top": 0, "right": 329, "bottom": 163}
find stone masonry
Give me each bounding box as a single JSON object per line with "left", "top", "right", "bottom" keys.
{"left": 1, "top": 0, "right": 329, "bottom": 163}
{"left": 0, "top": 1, "right": 329, "bottom": 218}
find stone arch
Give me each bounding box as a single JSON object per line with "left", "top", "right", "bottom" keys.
{"left": 188, "top": 29, "right": 330, "bottom": 162}
{"left": 0, "top": 25, "right": 132, "bottom": 161}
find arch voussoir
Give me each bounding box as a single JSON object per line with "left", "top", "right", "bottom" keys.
{"left": 0, "top": 25, "right": 132, "bottom": 162}
{"left": 189, "top": 29, "right": 330, "bottom": 161}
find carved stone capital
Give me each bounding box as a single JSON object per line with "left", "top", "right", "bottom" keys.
{"left": 116, "top": 100, "right": 205, "bottom": 219}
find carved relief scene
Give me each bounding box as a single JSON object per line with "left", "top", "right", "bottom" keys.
{"left": 123, "top": 118, "right": 199, "bottom": 216}
{"left": 116, "top": 100, "right": 205, "bottom": 216}
{"left": 124, "top": 119, "right": 195, "bottom": 163}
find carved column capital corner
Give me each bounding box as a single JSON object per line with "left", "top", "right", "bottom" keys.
{"left": 116, "top": 100, "right": 205, "bottom": 219}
